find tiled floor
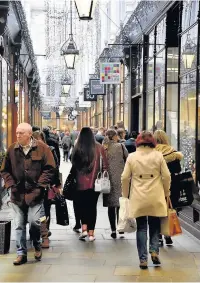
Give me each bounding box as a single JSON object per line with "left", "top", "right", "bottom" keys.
{"left": 1, "top": 159, "right": 200, "bottom": 282}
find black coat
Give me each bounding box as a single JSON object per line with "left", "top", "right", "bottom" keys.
{"left": 45, "top": 135, "right": 60, "bottom": 166}
{"left": 124, "top": 138, "right": 136, "bottom": 154}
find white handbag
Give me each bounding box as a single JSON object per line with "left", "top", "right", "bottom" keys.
{"left": 94, "top": 155, "right": 111, "bottom": 194}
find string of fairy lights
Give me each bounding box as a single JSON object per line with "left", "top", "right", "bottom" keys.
{"left": 41, "top": 0, "right": 102, "bottom": 115}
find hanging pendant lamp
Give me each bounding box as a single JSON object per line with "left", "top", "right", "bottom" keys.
{"left": 74, "top": 0, "right": 95, "bottom": 21}
{"left": 61, "top": 0, "right": 79, "bottom": 69}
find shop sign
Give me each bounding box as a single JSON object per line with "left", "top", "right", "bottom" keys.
{"left": 41, "top": 112, "right": 51, "bottom": 119}
{"left": 89, "top": 79, "right": 105, "bottom": 95}
{"left": 83, "top": 88, "right": 97, "bottom": 102}
{"left": 100, "top": 62, "right": 120, "bottom": 84}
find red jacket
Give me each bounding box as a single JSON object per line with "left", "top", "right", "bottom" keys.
{"left": 77, "top": 143, "right": 108, "bottom": 190}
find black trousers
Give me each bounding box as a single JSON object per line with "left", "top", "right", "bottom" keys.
{"left": 73, "top": 198, "right": 81, "bottom": 229}
{"left": 63, "top": 150, "right": 69, "bottom": 161}
{"left": 76, "top": 190, "right": 100, "bottom": 230}
{"left": 108, "top": 207, "right": 120, "bottom": 231}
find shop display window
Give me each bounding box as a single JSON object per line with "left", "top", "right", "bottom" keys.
{"left": 197, "top": 71, "right": 200, "bottom": 185}
{"left": 166, "top": 84, "right": 178, "bottom": 149}
{"left": 146, "top": 90, "right": 154, "bottom": 131}
{"left": 124, "top": 76, "right": 129, "bottom": 130}
{"left": 155, "top": 49, "right": 165, "bottom": 86}
{"left": 2, "top": 59, "right": 8, "bottom": 150}
{"left": 180, "top": 71, "right": 196, "bottom": 174}
{"left": 147, "top": 59, "right": 154, "bottom": 90}
{"left": 115, "top": 85, "right": 120, "bottom": 122}
{"left": 156, "top": 18, "right": 166, "bottom": 53}
{"left": 167, "top": 47, "right": 178, "bottom": 82}
{"left": 155, "top": 86, "right": 165, "bottom": 131}
{"left": 182, "top": 0, "right": 199, "bottom": 32}
{"left": 149, "top": 30, "right": 155, "bottom": 59}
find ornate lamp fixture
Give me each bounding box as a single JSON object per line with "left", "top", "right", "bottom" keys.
{"left": 61, "top": 73, "right": 72, "bottom": 94}
{"left": 74, "top": 0, "right": 95, "bottom": 21}
{"left": 182, "top": 34, "right": 195, "bottom": 69}
{"left": 61, "top": 0, "right": 79, "bottom": 69}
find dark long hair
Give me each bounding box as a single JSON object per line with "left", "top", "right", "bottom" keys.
{"left": 72, "top": 127, "right": 96, "bottom": 173}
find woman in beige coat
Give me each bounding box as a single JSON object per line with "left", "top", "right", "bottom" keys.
{"left": 121, "top": 131, "right": 171, "bottom": 270}
{"left": 154, "top": 130, "right": 183, "bottom": 247}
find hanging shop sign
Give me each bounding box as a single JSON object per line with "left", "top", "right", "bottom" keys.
{"left": 83, "top": 87, "right": 97, "bottom": 102}
{"left": 41, "top": 112, "right": 51, "bottom": 119}
{"left": 89, "top": 79, "right": 105, "bottom": 95}
{"left": 100, "top": 62, "right": 120, "bottom": 84}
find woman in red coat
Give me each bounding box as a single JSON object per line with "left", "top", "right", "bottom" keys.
{"left": 72, "top": 127, "right": 108, "bottom": 242}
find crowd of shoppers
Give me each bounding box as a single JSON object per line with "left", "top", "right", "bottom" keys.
{"left": 0, "top": 121, "right": 185, "bottom": 270}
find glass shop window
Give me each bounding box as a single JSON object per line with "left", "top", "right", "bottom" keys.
{"left": 182, "top": 0, "right": 199, "bottom": 32}
{"left": 180, "top": 71, "right": 196, "bottom": 174}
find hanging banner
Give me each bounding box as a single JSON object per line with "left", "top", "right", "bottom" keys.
{"left": 100, "top": 62, "right": 120, "bottom": 84}
{"left": 83, "top": 88, "right": 97, "bottom": 102}
{"left": 90, "top": 79, "right": 105, "bottom": 95}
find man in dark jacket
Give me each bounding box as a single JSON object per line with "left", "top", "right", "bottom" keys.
{"left": 43, "top": 127, "right": 61, "bottom": 166}
{"left": 95, "top": 127, "right": 105, "bottom": 144}
{"left": 124, "top": 131, "right": 138, "bottom": 153}
{"left": 1, "top": 123, "right": 55, "bottom": 266}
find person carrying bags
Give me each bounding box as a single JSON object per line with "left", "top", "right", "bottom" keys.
{"left": 121, "top": 131, "right": 171, "bottom": 270}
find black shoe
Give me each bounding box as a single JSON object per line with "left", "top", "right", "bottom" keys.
{"left": 13, "top": 255, "right": 27, "bottom": 266}
{"left": 111, "top": 231, "right": 117, "bottom": 239}
{"left": 151, "top": 252, "right": 161, "bottom": 265}
{"left": 34, "top": 248, "right": 42, "bottom": 261}
{"left": 139, "top": 261, "right": 148, "bottom": 270}
{"left": 165, "top": 236, "right": 173, "bottom": 245}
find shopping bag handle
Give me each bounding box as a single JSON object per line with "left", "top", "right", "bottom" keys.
{"left": 167, "top": 197, "right": 173, "bottom": 209}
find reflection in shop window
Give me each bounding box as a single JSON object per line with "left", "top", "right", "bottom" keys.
{"left": 181, "top": 25, "right": 197, "bottom": 72}
{"left": 156, "top": 50, "right": 165, "bottom": 86}
{"left": 149, "top": 30, "right": 155, "bottom": 58}
{"left": 167, "top": 47, "right": 178, "bottom": 82}
{"left": 155, "top": 86, "right": 165, "bottom": 131}
{"left": 166, "top": 84, "right": 178, "bottom": 149}
{"left": 180, "top": 72, "right": 196, "bottom": 175}
{"left": 197, "top": 76, "right": 200, "bottom": 185}
{"left": 147, "top": 60, "right": 154, "bottom": 90}
{"left": 2, "top": 59, "right": 7, "bottom": 151}
{"left": 124, "top": 76, "right": 129, "bottom": 130}
{"left": 182, "top": 0, "right": 199, "bottom": 32}
{"left": 156, "top": 18, "right": 166, "bottom": 53}
{"left": 146, "top": 91, "right": 154, "bottom": 131}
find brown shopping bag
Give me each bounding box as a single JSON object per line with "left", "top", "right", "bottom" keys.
{"left": 160, "top": 197, "right": 182, "bottom": 237}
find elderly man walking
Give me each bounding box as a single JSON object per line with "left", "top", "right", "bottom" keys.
{"left": 1, "top": 123, "right": 55, "bottom": 265}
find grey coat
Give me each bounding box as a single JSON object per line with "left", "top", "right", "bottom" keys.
{"left": 103, "top": 141, "right": 128, "bottom": 207}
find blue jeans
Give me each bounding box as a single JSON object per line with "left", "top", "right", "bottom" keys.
{"left": 136, "top": 216, "right": 160, "bottom": 262}
{"left": 11, "top": 202, "right": 42, "bottom": 256}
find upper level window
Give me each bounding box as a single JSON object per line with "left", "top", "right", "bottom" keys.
{"left": 182, "top": 0, "right": 199, "bottom": 31}
{"left": 156, "top": 18, "right": 166, "bottom": 53}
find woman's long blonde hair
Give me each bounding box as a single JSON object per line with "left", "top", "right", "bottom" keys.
{"left": 153, "top": 130, "right": 169, "bottom": 145}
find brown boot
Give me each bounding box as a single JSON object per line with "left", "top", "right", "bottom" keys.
{"left": 13, "top": 255, "right": 27, "bottom": 266}
{"left": 42, "top": 237, "right": 49, "bottom": 249}
{"left": 34, "top": 249, "right": 42, "bottom": 261}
